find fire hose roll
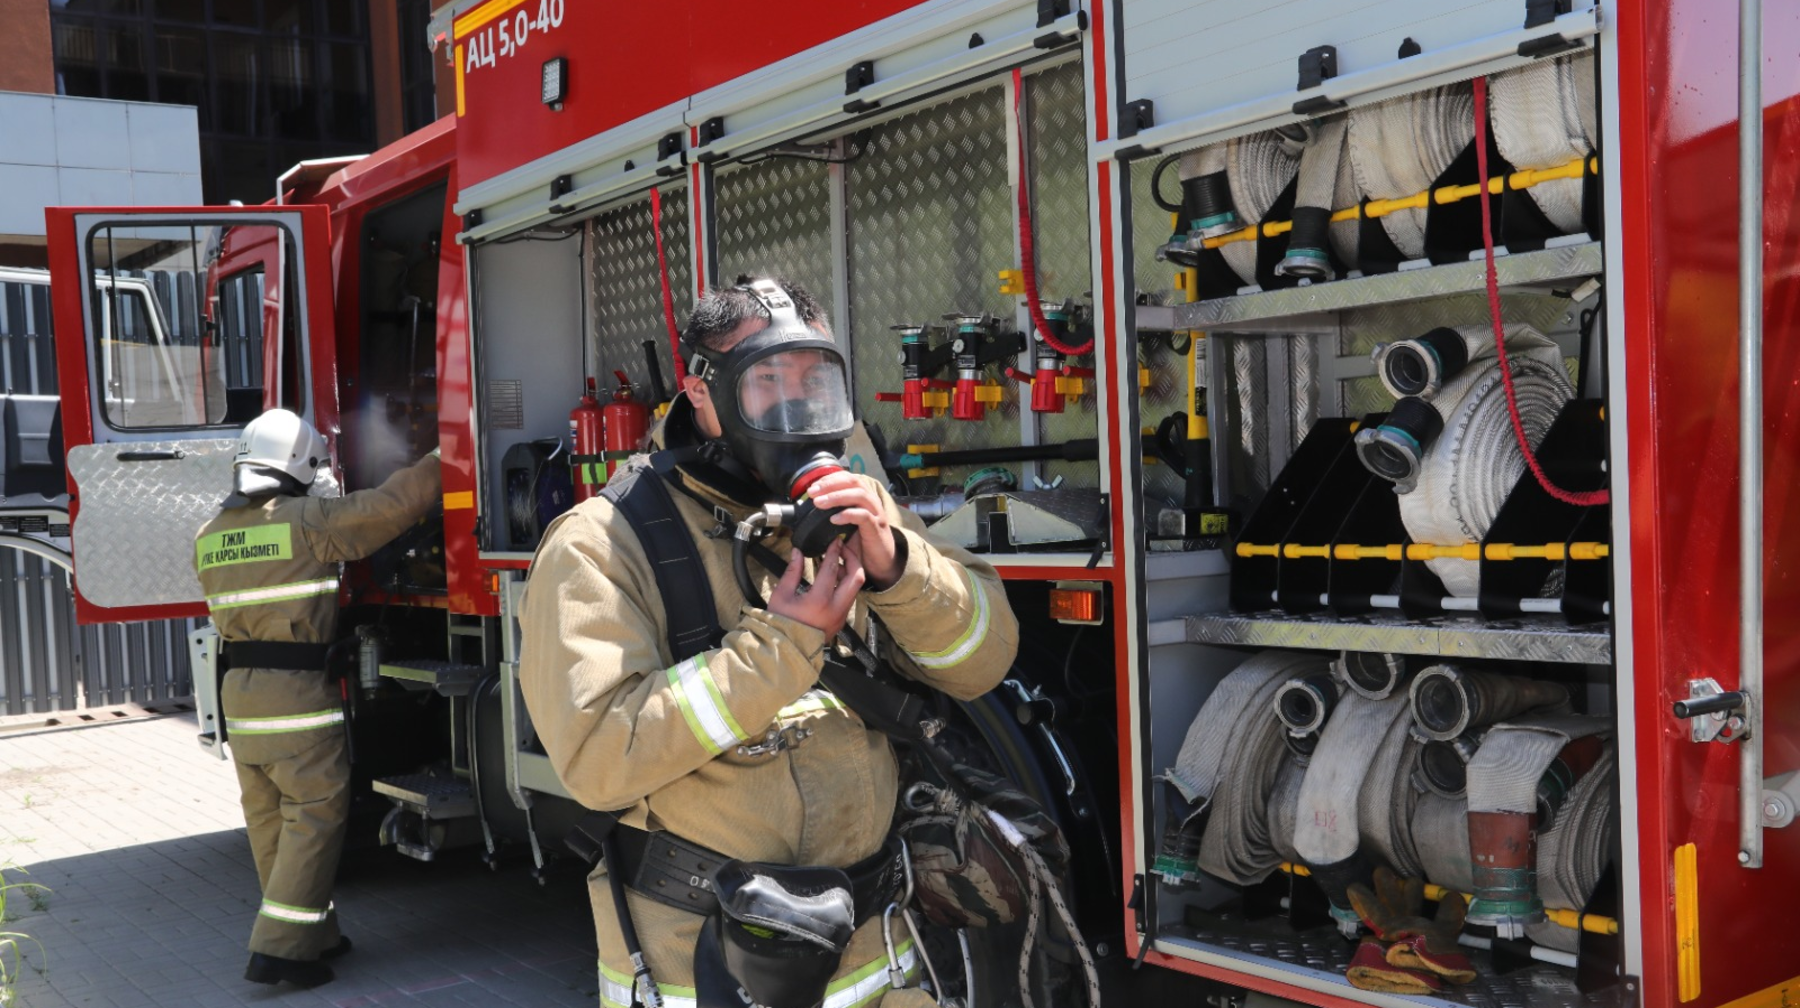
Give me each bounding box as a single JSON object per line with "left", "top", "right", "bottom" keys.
{"left": 1464, "top": 714, "right": 1611, "bottom": 936}
{"left": 1335, "top": 651, "right": 1411, "bottom": 701}
{"left": 1489, "top": 51, "right": 1599, "bottom": 234}
{"left": 1528, "top": 744, "right": 1617, "bottom": 953}
{"left": 1279, "top": 114, "right": 1350, "bottom": 280}
{"left": 1166, "top": 650, "right": 1329, "bottom": 885}
{"left": 1394, "top": 324, "right": 1573, "bottom": 596}
{"left": 1179, "top": 130, "right": 1304, "bottom": 285}
{"left": 1346, "top": 83, "right": 1475, "bottom": 260}
{"left": 1292, "top": 692, "right": 1414, "bottom": 925}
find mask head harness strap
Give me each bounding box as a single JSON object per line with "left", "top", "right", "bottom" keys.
{"left": 687, "top": 278, "right": 810, "bottom": 385}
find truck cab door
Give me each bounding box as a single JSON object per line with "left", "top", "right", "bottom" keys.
{"left": 45, "top": 207, "right": 340, "bottom": 624}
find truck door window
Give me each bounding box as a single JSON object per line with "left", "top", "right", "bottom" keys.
{"left": 84, "top": 221, "right": 304, "bottom": 431}
{"left": 213, "top": 266, "right": 266, "bottom": 423}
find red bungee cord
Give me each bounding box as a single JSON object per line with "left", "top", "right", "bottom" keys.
{"left": 649, "top": 187, "right": 687, "bottom": 384}
{"left": 1013, "top": 68, "right": 1094, "bottom": 357}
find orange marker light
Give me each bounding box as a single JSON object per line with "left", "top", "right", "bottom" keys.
{"left": 1048, "top": 582, "right": 1103, "bottom": 625}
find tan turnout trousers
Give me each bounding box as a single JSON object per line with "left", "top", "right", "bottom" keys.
{"left": 194, "top": 454, "right": 441, "bottom": 960}
{"left": 520, "top": 443, "right": 1019, "bottom": 1008}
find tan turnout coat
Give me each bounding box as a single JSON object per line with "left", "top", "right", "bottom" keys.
{"left": 520, "top": 449, "right": 1017, "bottom": 1007}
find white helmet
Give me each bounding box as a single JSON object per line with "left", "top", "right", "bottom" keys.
{"left": 235, "top": 408, "right": 328, "bottom": 486}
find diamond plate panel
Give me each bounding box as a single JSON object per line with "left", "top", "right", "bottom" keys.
{"left": 1184, "top": 610, "right": 1611, "bottom": 664}
{"left": 1339, "top": 291, "right": 1575, "bottom": 358}
{"left": 846, "top": 87, "right": 1016, "bottom": 492}
{"left": 1160, "top": 921, "right": 1626, "bottom": 1008}
{"left": 585, "top": 189, "right": 693, "bottom": 399}
{"left": 1173, "top": 241, "right": 1603, "bottom": 331}
{"left": 67, "top": 438, "right": 238, "bottom": 608}
{"left": 1027, "top": 62, "right": 1103, "bottom": 491}
{"left": 1224, "top": 337, "right": 1272, "bottom": 513}
{"left": 714, "top": 157, "right": 833, "bottom": 298}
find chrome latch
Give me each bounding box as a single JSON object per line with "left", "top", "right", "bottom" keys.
{"left": 735, "top": 724, "right": 812, "bottom": 757}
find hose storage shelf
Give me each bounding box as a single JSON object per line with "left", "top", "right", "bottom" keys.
{"left": 1184, "top": 610, "right": 1611, "bottom": 665}
{"left": 1135, "top": 239, "right": 1600, "bottom": 335}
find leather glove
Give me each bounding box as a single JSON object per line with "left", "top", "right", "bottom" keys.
{"left": 1346, "top": 938, "right": 1442, "bottom": 994}
{"left": 1347, "top": 867, "right": 1476, "bottom": 985}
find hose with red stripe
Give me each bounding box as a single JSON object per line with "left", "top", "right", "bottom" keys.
{"left": 649, "top": 187, "right": 687, "bottom": 384}
{"left": 1012, "top": 68, "right": 1094, "bottom": 358}
{"left": 1472, "top": 77, "right": 1607, "bottom": 508}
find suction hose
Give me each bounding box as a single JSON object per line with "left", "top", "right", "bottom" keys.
{"left": 1408, "top": 667, "right": 1569, "bottom": 742}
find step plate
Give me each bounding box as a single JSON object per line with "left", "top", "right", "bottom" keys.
{"left": 379, "top": 660, "right": 485, "bottom": 695}
{"left": 372, "top": 773, "right": 477, "bottom": 818}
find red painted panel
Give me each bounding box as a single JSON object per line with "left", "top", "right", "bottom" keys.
{"left": 451, "top": 0, "right": 933, "bottom": 188}
{"left": 1619, "top": 3, "right": 1800, "bottom": 1005}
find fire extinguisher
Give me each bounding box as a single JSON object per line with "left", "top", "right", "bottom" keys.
{"left": 569, "top": 377, "right": 606, "bottom": 501}
{"left": 601, "top": 370, "right": 650, "bottom": 480}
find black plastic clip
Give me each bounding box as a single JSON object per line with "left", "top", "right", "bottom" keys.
{"left": 462, "top": 208, "right": 482, "bottom": 231}
{"left": 549, "top": 174, "right": 573, "bottom": 200}
{"left": 1297, "top": 45, "right": 1338, "bottom": 90}
{"left": 1119, "top": 98, "right": 1155, "bottom": 138}
{"left": 1398, "top": 37, "right": 1422, "bottom": 59}
{"left": 968, "top": 32, "right": 985, "bottom": 48}
{"left": 1036, "top": 0, "right": 1069, "bottom": 28}
{"left": 1525, "top": 0, "right": 1572, "bottom": 29}
{"left": 1518, "top": 32, "right": 1583, "bottom": 59}
{"left": 844, "top": 97, "right": 881, "bottom": 115}
{"left": 845, "top": 60, "right": 876, "bottom": 95}
{"left": 698, "top": 116, "right": 725, "bottom": 145}
{"left": 656, "top": 132, "right": 683, "bottom": 162}
{"left": 1293, "top": 45, "right": 1346, "bottom": 115}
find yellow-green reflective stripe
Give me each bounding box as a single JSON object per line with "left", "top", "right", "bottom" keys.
{"left": 778, "top": 689, "right": 845, "bottom": 719}
{"left": 227, "top": 708, "right": 345, "bottom": 735}
{"left": 206, "top": 577, "right": 339, "bottom": 610}
{"left": 599, "top": 962, "right": 696, "bottom": 1008}
{"left": 598, "top": 945, "right": 913, "bottom": 1008}
{"left": 667, "top": 654, "right": 746, "bottom": 755}
{"left": 908, "top": 568, "right": 991, "bottom": 669}
{"left": 196, "top": 524, "right": 293, "bottom": 570}
{"left": 259, "top": 899, "right": 330, "bottom": 924}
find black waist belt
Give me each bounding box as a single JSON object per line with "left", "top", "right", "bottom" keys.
{"left": 610, "top": 823, "right": 904, "bottom": 924}
{"left": 224, "top": 640, "right": 332, "bottom": 672}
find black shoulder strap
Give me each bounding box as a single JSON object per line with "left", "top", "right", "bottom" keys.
{"left": 601, "top": 461, "right": 724, "bottom": 662}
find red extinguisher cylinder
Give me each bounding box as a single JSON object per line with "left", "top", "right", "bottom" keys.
{"left": 952, "top": 377, "right": 983, "bottom": 421}
{"left": 602, "top": 370, "right": 651, "bottom": 478}
{"left": 903, "top": 379, "right": 928, "bottom": 420}
{"left": 570, "top": 377, "right": 606, "bottom": 501}
{"left": 1031, "top": 367, "right": 1064, "bottom": 414}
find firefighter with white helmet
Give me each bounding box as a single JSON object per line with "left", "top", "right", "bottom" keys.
{"left": 193, "top": 408, "right": 442, "bottom": 989}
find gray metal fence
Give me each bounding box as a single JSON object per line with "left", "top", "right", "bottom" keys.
{"left": 0, "top": 273, "right": 200, "bottom": 717}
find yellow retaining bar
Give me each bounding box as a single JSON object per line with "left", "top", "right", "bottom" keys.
{"left": 1235, "top": 541, "right": 1610, "bottom": 561}
{"left": 1203, "top": 155, "right": 1600, "bottom": 250}
{"left": 1277, "top": 863, "right": 1619, "bottom": 936}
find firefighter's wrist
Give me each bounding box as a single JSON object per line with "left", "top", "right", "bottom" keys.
{"left": 863, "top": 528, "right": 909, "bottom": 593}
{"left": 865, "top": 528, "right": 926, "bottom": 601}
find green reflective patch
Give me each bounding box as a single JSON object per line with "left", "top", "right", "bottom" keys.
{"left": 196, "top": 524, "right": 293, "bottom": 570}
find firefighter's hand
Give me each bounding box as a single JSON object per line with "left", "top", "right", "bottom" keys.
{"left": 767, "top": 540, "right": 864, "bottom": 637}
{"left": 805, "top": 472, "right": 901, "bottom": 589}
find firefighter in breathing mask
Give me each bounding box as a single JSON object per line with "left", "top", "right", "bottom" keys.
{"left": 193, "top": 409, "right": 441, "bottom": 989}
{"left": 520, "top": 278, "right": 1018, "bottom": 1008}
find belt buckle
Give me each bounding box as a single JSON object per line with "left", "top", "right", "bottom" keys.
{"left": 735, "top": 724, "right": 813, "bottom": 757}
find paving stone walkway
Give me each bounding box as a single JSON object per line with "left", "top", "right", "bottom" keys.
{"left": 0, "top": 710, "right": 596, "bottom": 1007}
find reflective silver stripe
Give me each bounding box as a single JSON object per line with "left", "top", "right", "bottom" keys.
{"left": 207, "top": 577, "right": 340, "bottom": 610}
{"left": 598, "top": 945, "right": 915, "bottom": 1008}
{"left": 227, "top": 708, "right": 346, "bottom": 735}
{"left": 908, "top": 568, "right": 991, "bottom": 669}
{"left": 667, "top": 654, "right": 747, "bottom": 755}
{"left": 259, "top": 899, "right": 330, "bottom": 924}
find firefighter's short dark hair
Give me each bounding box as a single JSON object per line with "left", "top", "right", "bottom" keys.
{"left": 681, "top": 276, "right": 830, "bottom": 358}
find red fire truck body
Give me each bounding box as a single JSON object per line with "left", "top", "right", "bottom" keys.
{"left": 41, "top": 0, "right": 1800, "bottom": 1006}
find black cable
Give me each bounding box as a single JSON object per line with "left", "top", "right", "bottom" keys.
{"left": 1149, "top": 154, "right": 1184, "bottom": 214}
{"left": 1577, "top": 290, "right": 1604, "bottom": 398}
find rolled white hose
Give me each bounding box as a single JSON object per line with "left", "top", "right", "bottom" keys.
{"left": 1346, "top": 83, "right": 1475, "bottom": 260}
{"left": 1489, "top": 51, "right": 1599, "bottom": 234}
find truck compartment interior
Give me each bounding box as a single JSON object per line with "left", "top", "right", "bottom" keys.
{"left": 1133, "top": 49, "right": 1625, "bottom": 1006}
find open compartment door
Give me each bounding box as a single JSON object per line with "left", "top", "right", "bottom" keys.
{"left": 45, "top": 206, "right": 340, "bottom": 624}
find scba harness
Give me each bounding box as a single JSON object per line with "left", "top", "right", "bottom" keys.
{"left": 567, "top": 457, "right": 926, "bottom": 1008}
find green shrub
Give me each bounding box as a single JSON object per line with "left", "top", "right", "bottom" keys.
{"left": 0, "top": 864, "right": 48, "bottom": 1008}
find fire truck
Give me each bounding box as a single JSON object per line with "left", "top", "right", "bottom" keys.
{"left": 39, "top": 0, "right": 1800, "bottom": 1005}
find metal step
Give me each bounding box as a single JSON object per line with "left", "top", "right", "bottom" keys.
{"left": 372, "top": 772, "right": 477, "bottom": 819}
{"left": 379, "top": 659, "right": 485, "bottom": 695}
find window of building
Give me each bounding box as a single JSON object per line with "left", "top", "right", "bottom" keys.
{"left": 50, "top": 0, "right": 376, "bottom": 205}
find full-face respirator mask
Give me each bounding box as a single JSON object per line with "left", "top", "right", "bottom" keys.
{"left": 687, "top": 279, "right": 856, "bottom": 557}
